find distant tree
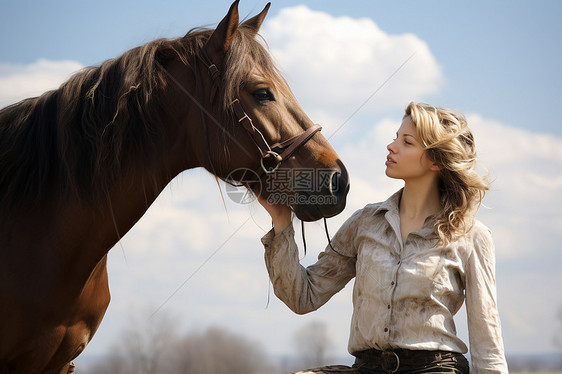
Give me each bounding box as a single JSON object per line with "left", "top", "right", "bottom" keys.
{"left": 293, "top": 321, "right": 334, "bottom": 368}
{"left": 88, "top": 307, "right": 178, "bottom": 374}
{"left": 85, "top": 308, "right": 276, "bottom": 374}
{"left": 556, "top": 304, "right": 562, "bottom": 345}
{"left": 555, "top": 303, "right": 562, "bottom": 368}
{"left": 168, "top": 326, "right": 276, "bottom": 374}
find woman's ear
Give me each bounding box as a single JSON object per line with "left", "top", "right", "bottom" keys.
{"left": 430, "top": 163, "right": 442, "bottom": 172}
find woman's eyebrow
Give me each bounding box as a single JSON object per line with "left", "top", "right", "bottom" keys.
{"left": 396, "top": 131, "right": 417, "bottom": 140}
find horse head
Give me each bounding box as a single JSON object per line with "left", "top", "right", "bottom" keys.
{"left": 169, "top": 1, "right": 350, "bottom": 221}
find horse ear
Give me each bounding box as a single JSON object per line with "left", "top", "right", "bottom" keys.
{"left": 205, "top": 0, "right": 240, "bottom": 63}
{"left": 241, "top": 2, "right": 271, "bottom": 35}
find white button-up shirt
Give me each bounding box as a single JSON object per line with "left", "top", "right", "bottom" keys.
{"left": 261, "top": 190, "right": 508, "bottom": 373}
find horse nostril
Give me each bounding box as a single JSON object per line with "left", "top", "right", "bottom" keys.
{"left": 330, "top": 161, "right": 349, "bottom": 199}
{"left": 330, "top": 171, "right": 342, "bottom": 195}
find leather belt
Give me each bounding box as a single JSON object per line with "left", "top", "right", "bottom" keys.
{"left": 354, "top": 349, "right": 460, "bottom": 373}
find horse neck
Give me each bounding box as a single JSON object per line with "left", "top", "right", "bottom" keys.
{"left": 58, "top": 114, "right": 208, "bottom": 286}
{"left": 0, "top": 60, "right": 215, "bottom": 298}
{"left": 48, "top": 167, "right": 166, "bottom": 276}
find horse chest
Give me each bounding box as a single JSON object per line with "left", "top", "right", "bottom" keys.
{"left": 0, "top": 255, "right": 110, "bottom": 373}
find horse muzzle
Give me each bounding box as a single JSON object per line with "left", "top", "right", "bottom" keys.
{"left": 289, "top": 159, "right": 350, "bottom": 222}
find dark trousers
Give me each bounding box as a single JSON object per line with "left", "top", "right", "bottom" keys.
{"left": 352, "top": 349, "right": 469, "bottom": 374}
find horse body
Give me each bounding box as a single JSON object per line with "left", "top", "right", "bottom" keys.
{"left": 0, "top": 110, "right": 197, "bottom": 372}
{"left": 0, "top": 2, "right": 350, "bottom": 372}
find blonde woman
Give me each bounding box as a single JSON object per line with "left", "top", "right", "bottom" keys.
{"left": 259, "top": 102, "right": 508, "bottom": 373}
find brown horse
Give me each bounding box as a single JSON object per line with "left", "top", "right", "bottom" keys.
{"left": 0, "top": 2, "right": 349, "bottom": 373}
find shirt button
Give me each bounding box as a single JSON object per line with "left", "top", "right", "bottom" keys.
{"left": 391, "top": 281, "right": 395, "bottom": 286}
{"left": 384, "top": 328, "right": 389, "bottom": 332}
{"left": 387, "top": 305, "right": 391, "bottom": 309}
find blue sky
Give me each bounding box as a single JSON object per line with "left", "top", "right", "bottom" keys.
{"left": 1, "top": 0, "right": 562, "bottom": 367}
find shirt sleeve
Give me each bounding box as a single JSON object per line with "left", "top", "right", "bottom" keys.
{"left": 465, "top": 223, "right": 509, "bottom": 373}
{"left": 261, "top": 210, "right": 361, "bottom": 314}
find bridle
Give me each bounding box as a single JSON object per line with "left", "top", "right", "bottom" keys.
{"left": 232, "top": 99, "right": 322, "bottom": 176}
{"left": 198, "top": 49, "right": 322, "bottom": 176}
{"left": 197, "top": 48, "right": 343, "bottom": 257}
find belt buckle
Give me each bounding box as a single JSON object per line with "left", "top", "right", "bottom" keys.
{"left": 381, "top": 351, "right": 400, "bottom": 373}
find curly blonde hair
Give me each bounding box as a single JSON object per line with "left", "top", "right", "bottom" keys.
{"left": 405, "top": 102, "right": 489, "bottom": 245}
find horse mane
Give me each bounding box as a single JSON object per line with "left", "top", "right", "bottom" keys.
{"left": 0, "top": 24, "right": 283, "bottom": 213}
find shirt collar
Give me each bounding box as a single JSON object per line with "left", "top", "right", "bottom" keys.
{"left": 373, "top": 189, "right": 403, "bottom": 216}
{"left": 374, "top": 188, "right": 438, "bottom": 240}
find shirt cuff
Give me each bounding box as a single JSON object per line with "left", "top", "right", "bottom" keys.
{"left": 260, "top": 222, "right": 295, "bottom": 249}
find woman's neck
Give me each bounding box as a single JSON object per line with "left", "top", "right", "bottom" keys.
{"left": 400, "top": 179, "right": 441, "bottom": 221}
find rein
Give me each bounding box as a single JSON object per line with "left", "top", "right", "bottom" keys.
{"left": 300, "top": 218, "right": 342, "bottom": 257}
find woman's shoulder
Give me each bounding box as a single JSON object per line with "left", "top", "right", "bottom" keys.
{"left": 348, "top": 202, "right": 386, "bottom": 220}
{"left": 331, "top": 202, "right": 387, "bottom": 253}
{"left": 363, "top": 201, "right": 385, "bottom": 213}
{"left": 335, "top": 202, "right": 385, "bottom": 233}
{"left": 464, "top": 218, "right": 496, "bottom": 259}
{"left": 341, "top": 191, "right": 401, "bottom": 227}
{"left": 469, "top": 219, "right": 493, "bottom": 239}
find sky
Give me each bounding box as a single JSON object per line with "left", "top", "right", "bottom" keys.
{"left": 1, "top": 0, "right": 562, "bottom": 366}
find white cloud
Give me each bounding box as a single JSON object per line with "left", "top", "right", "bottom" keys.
{"left": 261, "top": 5, "right": 443, "bottom": 127}
{"left": 469, "top": 114, "right": 562, "bottom": 170}
{"left": 0, "top": 59, "right": 83, "bottom": 108}
{"left": 468, "top": 115, "right": 562, "bottom": 259}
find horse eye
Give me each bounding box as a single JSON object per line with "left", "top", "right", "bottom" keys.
{"left": 253, "top": 88, "right": 275, "bottom": 102}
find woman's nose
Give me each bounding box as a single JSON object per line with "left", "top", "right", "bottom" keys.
{"left": 387, "top": 140, "right": 396, "bottom": 153}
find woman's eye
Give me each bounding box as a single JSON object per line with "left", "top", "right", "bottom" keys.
{"left": 253, "top": 88, "right": 275, "bottom": 102}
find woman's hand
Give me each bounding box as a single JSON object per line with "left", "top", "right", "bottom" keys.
{"left": 257, "top": 195, "right": 292, "bottom": 235}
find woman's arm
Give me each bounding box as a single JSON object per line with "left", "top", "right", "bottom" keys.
{"left": 465, "top": 222, "right": 509, "bottom": 373}
{"left": 259, "top": 196, "right": 358, "bottom": 314}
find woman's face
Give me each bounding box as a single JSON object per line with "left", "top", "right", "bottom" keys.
{"left": 385, "top": 116, "right": 438, "bottom": 181}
